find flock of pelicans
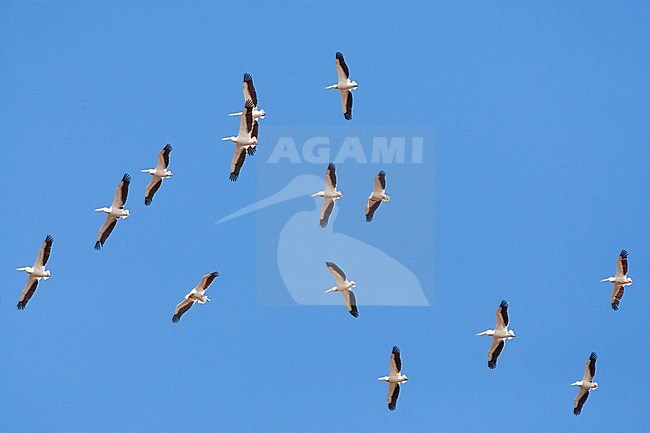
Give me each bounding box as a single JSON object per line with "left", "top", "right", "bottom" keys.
{"left": 13, "top": 52, "right": 638, "bottom": 415}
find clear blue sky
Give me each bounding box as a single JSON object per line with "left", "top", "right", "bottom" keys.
{"left": 2, "top": 1, "right": 649, "bottom": 432}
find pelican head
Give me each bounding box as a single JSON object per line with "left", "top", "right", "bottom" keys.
{"left": 508, "top": 330, "right": 516, "bottom": 338}
{"left": 476, "top": 330, "right": 495, "bottom": 337}
{"left": 626, "top": 277, "right": 633, "bottom": 284}
{"left": 350, "top": 280, "right": 357, "bottom": 288}
{"left": 401, "top": 374, "right": 408, "bottom": 382}
{"left": 164, "top": 170, "right": 173, "bottom": 178}
{"left": 591, "top": 382, "right": 599, "bottom": 389}
{"left": 350, "top": 80, "right": 358, "bottom": 88}
{"left": 120, "top": 209, "right": 130, "bottom": 218}
{"left": 250, "top": 137, "right": 259, "bottom": 146}
{"left": 256, "top": 109, "right": 266, "bottom": 118}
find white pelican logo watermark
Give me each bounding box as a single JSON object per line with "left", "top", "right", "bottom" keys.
{"left": 217, "top": 127, "right": 434, "bottom": 307}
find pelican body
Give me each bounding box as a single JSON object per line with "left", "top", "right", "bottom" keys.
{"left": 571, "top": 352, "right": 598, "bottom": 415}
{"left": 365, "top": 170, "right": 390, "bottom": 222}
{"left": 476, "top": 300, "right": 516, "bottom": 369}
{"left": 172, "top": 272, "right": 219, "bottom": 323}
{"left": 378, "top": 346, "right": 408, "bottom": 411}
{"left": 325, "top": 261, "right": 358, "bottom": 317}
{"left": 326, "top": 52, "right": 357, "bottom": 120}
{"left": 312, "top": 162, "right": 343, "bottom": 227}
{"left": 94, "top": 173, "right": 131, "bottom": 250}
{"left": 16, "top": 235, "right": 54, "bottom": 309}
{"left": 141, "top": 144, "right": 173, "bottom": 206}
{"left": 600, "top": 249, "right": 633, "bottom": 310}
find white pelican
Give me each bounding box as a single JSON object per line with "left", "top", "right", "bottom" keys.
{"left": 325, "top": 261, "right": 358, "bottom": 317}
{"left": 228, "top": 73, "right": 266, "bottom": 120}
{"left": 571, "top": 352, "right": 598, "bottom": 415}
{"left": 16, "top": 235, "right": 53, "bottom": 310}
{"left": 311, "top": 162, "right": 343, "bottom": 228}
{"left": 325, "top": 52, "right": 357, "bottom": 120}
{"left": 365, "top": 170, "right": 390, "bottom": 222}
{"left": 141, "top": 144, "right": 173, "bottom": 206}
{"left": 94, "top": 173, "right": 131, "bottom": 250}
{"left": 600, "top": 249, "right": 633, "bottom": 310}
{"left": 378, "top": 346, "right": 408, "bottom": 411}
{"left": 172, "top": 272, "right": 219, "bottom": 323}
{"left": 222, "top": 100, "right": 258, "bottom": 181}
{"left": 476, "top": 300, "right": 516, "bottom": 369}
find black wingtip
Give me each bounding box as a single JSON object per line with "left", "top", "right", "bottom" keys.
{"left": 611, "top": 302, "right": 619, "bottom": 311}
{"left": 145, "top": 198, "right": 152, "bottom": 206}
{"left": 327, "top": 162, "right": 335, "bottom": 171}
{"left": 392, "top": 346, "right": 400, "bottom": 354}
{"left": 350, "top": 310, "right": 359, "bottom": 318}
{"left": 210, "top": 271, "right": 220, "bottom": 278}
{"left": 590, "top": 352, "right": 598, "bottom": 360}
{"left": 172, "top": 316, "right": 180, "bottom": 323}
{"left": 319, "top": 220, "right": 328, "bottom": 228}
{"left": 378, "top": 170, "right": 386, "bottom": 176}
{"left": 229, "top": 174, "right": 239, "bottom": 182}
{"left": 45, "top": 234, "right": 54, "bottom": 243}
{"left": 247, "top": 146, "right": 256, "bottom": 156}
{"left": 122, "top": 173, "right": 131, "bottom": 183}
{"left": 620, "top": 249, "right": 628, "bottom": 257}
{"left": 17, "top": 302, "right": 26, "bottom": 310}
{"left": 244, "top": 73, "right": 253, "bottom": 82}
{"left": 573, "top": 408, "right": 581, "bottom": 416}
{"left": 94, "top": 241, "right": 103, "bottom": 250}
{"left": 500, "top": 299, "right": 509, "bottom": 308}
{"left": 488, "top": 361, "right": 497, "bottom": 369}
{"left": 344, "top": 112, "right": 352, "bottom": 120}
{"left": 336, "top": 51, "right": 344, "bottom": 59}
{"left": 325, "top": 261, "right": 335, "bottom": 267}
{"left": 366, "top": 215, "right": 373, "bottom": 222}
{"left": 163, "top": 143, "right": 173, "bottom": 152}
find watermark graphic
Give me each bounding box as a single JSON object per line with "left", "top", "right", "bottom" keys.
{"left": 217, "top": 126, "right": 434, "bottom": 307}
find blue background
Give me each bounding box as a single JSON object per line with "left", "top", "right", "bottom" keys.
{"left": 1, "top": 2, "right": 649, "bottom": 432}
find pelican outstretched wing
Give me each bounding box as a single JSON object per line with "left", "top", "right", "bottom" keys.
{"left": 111, "top": 173, "right": 131, "bottom": 209}
{"left": 341, "top": 290, "right": 358, "bottom": 318}
{"left": 172, "top": 298, "right": 195, "bottom": 323}
{"left": 17, "top": 278, "right": 39, "bottom": 310}
{"left": 487, "top": 339, "right": 505, "bottom": 369}
{"left": 95, "top": 216, "right": 118, "bottom": 250}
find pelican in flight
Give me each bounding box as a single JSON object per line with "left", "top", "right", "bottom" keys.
{"left": 325, "top": 52, "right": 357, "bottom": 120}
{"left": 311, "top": 163, "right": 343, "bottom": 228}
{"left": 325, "top": 261, "right": 358, "bottom": 317}
{"left": 476, "top": 300, "right": 516, "bottom": 369}
{"left": 228, "top": 73, "right": 266, "bottom": 121}
{"left": 141, "top": 144, "right": 173, "bottom": 206}
{"left": 600, "top": 249, "right": 633, "bottom": 310}
{"left": 571, "top": 352, "right": 598, "bottom": 415}
{"left": 222, "top": 100, "right": 258, "bottom": 181}
{"left": 94, "top": 173, "right": 131, "bottom": 250}
{"left": 365, "top": 170, "right": 390, "bottom": 222}
{"left": 378, "top": 346, "right": 408, "bottom": 411}
{"left": 172, "top": 272, "right": 219, "bottom": 323}
{"left": 16, "top": 235, "right": 53, "bottom": 310}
